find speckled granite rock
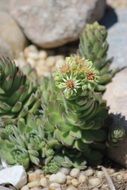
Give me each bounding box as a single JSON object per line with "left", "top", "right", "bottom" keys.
{"left": 10, "top": 0, "right": 106, "bottom": 48}
{"left": 102, "top": 8, "right": 127, "bottom": 70}
{"left": 0, "top": 11, "right": 28, "bottom": 58}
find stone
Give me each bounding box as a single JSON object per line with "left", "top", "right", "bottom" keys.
{"left": 101, "top": 9, "right": 127, "bottom": 70}
{"left": 38, "top": 51, "right": 48, "bottom": 60}
{"left": 70, "top": 168, "right": 80, "bottom": 178}
{"left": 104, "top": 69, "right": 127, "bottom": 167}
{"left": 49, "top": 172, "right": 66, "bottom": 184}
{"left": 21, "top": 185, "right": 29, "bottom": 190}
{"left": 28, "top": 172, "right": 40, "bottom": 182}
{"left": 103, "top": 68, "right": 127, "bottom": 119}
{"left": 40, "top": 177, "right": 48, "bottom": 187}
{"left": 88, "top": 177, "right": 101, "bottom": 187}
{"left": 0, "top": 38, "right": 13, "bottom": 58}
{"left": 10, "top": 0, "right": 106, "bottom": 48}
{"left": 66, "top": 185, "right": 77, "bottom": 190}
{"left": 30, "top": 188, "right": 42, "bottom": 190}
{"left": 0, "top": 11, "right": 27, "bottom": 58}
{"left": 59, "top": 168, "right": 70, "bottom": 175}
{"left": 84, "top": 168, "right": 94, "bottom": 176}
{"left": 71, "top": 178, "right": 79, "bottom": 187}
{"left": 0, "top": 0, "right": 10, "bottom": 11}
{"left": 27, "top": 180, "right": 40, "bottom": 188}
{"left": 78, "top": 174, "right": 87, "bottom": 183}
{"left": 0, "top": 187, "right": 14, "bottom": 190}
{"left": 96, "top": 171, "right": 104, "bottom": 179}
{"left": 0, "top": 165, "right": 27, "bottom": 189}
{"left": 49, "top": 183, "right": 61, "bottom": 189}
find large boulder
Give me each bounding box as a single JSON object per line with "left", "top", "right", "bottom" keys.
{"left": 0, "top": 0, "right": 10, "bottom": 11}
{"left": 0, "top": 11, "right": 28, "bottom": 58}
{"left": 101, "top": 9, "right": 127, "bottom": 70}
{"left": 10, "top": 0, "right": 106, "bottom": 48}
{"left": 103, "top": 68, "right": 127, "bottom": 167}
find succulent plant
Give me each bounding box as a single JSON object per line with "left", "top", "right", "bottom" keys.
{"left": 0, "top": 114, "right": 58, "bottom": 169}
{"left": 0, "top": 22, "right": 120, "bottom": 172}
{"left": 0, "top": 57, "right": 42, "bottom": 126}
{"left": 108, "top": 114, "right": 126, "bottom": 144}
{"left": 41, "top": 55, "right": 108, "bottom": 165}
{"left": 79, "top": 22, "right": 113, "bottom": 85}
{"left": 0, "top": 112, "right": 87, "bottom": 173}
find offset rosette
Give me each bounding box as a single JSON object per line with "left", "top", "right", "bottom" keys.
{"left": 79, "top": 22, "right": 113, "bottom": 85}
{"left": 0, "top": 57, "right": 42, "bottom": 126}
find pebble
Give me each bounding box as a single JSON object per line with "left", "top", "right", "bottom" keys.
{"left": 28, "top": 52, "right": 39, "bottom": 60}
{"left": 66, "top": 185, "right": 77, "bottom": 190}
{"left": 66, "top": 175, "right": 73, "bottom": 185}
{"left": 28, "top": 172, "right": 40, "bottom": 182}
{"left": 59, "top": 168, "right": 70, "bottom": 175}
{"left": 46, "top": 56, "right": 56, "bottom": 67}
{"left": 78, "top": 174, "right": 87, "bottom": 183}
{"left": 49, "top": 172, "right": 66, "bottom": 184}
{"left": 84, "top": 168, "right": 94, "bottom": 176}
{"left": 88, "top": 177, "right": 101, "bottom": 187}
{"left": 24, "top": 45, "right": 38, "bottom": 55}
{"left": 40, "top": 177, "right": 48, "bottom": 187}
{"left": 38, "top": 50, "right": 48, "bottom": 60}
{"left": 27, "top": 180, "right": 40, "bottom": 188}
{"left": 96, "top": 171, "right": 104, "bottom": 178}
{"left": 116, "top": 174, "right": 123, "bottom": 181}
{"left": 21, "top": 185, "right": 29, "bottom": 190}
{"left": 71, "top": 178, "right": 79, "bottom": 187}
{"left": 123, "top": 172, "right": 127, "bottom": 180}
{"left": 49, "top": 182, "right": 61, "bottom": 189}
{"left": 70, "top": 168, "right": 80, "bottom": 178}
{"left": 35, "top": 169, "right": 44, "bottom": 175}
{"left": 107, "top": 168, "right": 115, "bottom": 175}
{"left": 30, "top": 188, "right": 42, "bottom": 190}
{"left": 26, "top": 57, "right": 36, "bottom": 67}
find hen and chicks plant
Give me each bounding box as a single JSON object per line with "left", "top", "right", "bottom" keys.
{"left": 0, "top": 22, "right": 125, "bottom": 173}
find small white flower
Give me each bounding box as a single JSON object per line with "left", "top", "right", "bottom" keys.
{"left": 59, "top": 75, "right": 81, "bottom": 98}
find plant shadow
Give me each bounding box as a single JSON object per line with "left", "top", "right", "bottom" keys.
{"left": 100, "top": 5, "right": 118, "bottom": 29}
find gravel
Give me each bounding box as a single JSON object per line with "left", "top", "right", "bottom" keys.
{"left": 20, "top": 167, "right": 127, "bottom": 190}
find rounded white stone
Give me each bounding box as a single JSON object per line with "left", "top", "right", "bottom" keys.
{"left": 49, "top": 182, "right": 61, "bottom": 190}
{"left": 27, "top": 180, "right": 40, "bottom": 188}
{"left": 88, "top": 177, "right": 101, "bottom": 187}
{"left": 59, "top": 167, "right": 70, "bottom": 175}
{"left": 49, "top": 172, "right": 66, "bottom": 184}
{"left": 70, "top": 168, "right": 80, "bottom": 178}
{"left": 84, "top": 168, "right": 94, "bottom": 176}
{"left": 71, "top": 178, "right": 79, "bottom": 187}
{"left": 78, "top": 174, "right": 87, "bottom": 183}
{"left": 38, "top": 50, "right": 48, "bottom": 60}
{"left": 40, "top": 177, "right": 48, "bottom": 187}
{"left": 96, "top": 171, "right": 104, "bottom": 179}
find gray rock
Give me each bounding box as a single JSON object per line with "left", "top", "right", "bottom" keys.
{"left": 103, "top": 68, "right": 127, "bottom": 119}
{"left": 0, "top": 11, "right": 27, "bottom": 58}
{"left": 0, "top": 38, "right": 13, "bottom": 57}
{"left": 0, "top": 0, "right": 10, "bottom": 11}
{"left": 10, "top": 0, "right": 106, "bottom": 48}
{"left": 0, "top": 187, "right": 14, "bottom": 190}
{"left": 103, "top": 68, "right": 127, "bottom": 167}
{"left": 107, "top": 9, "right": 127, "bottom": 69}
